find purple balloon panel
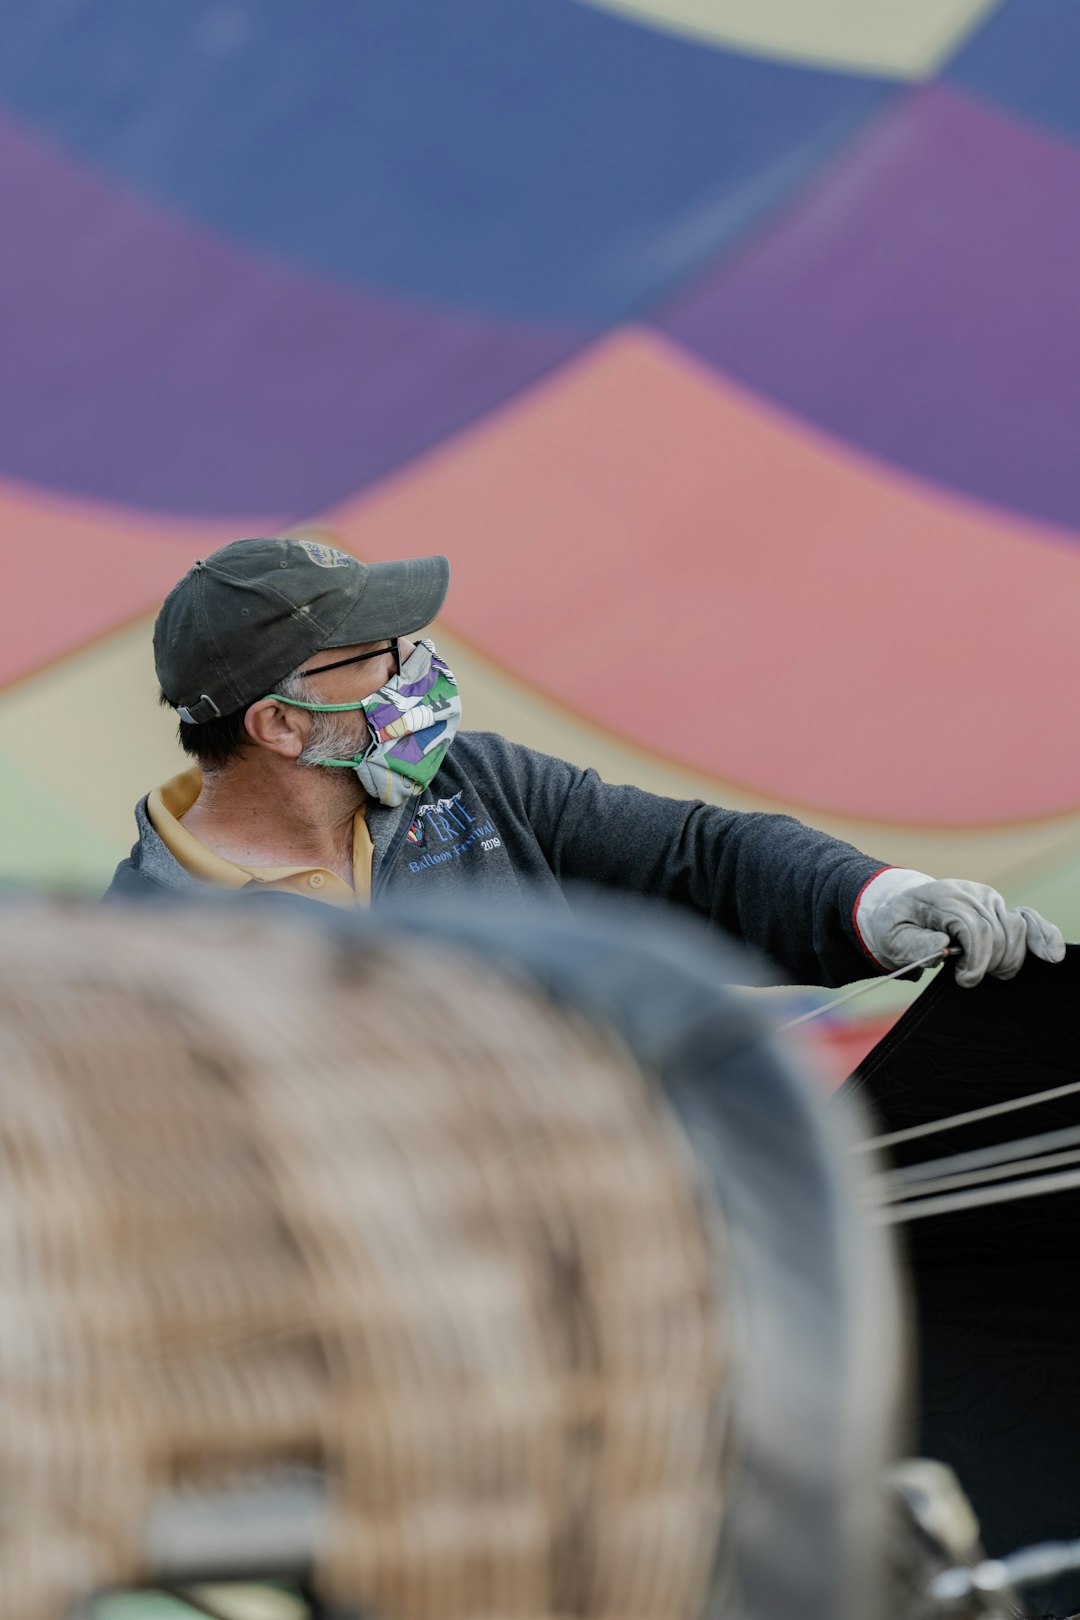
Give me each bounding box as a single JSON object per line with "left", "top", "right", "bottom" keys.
{"left": 657, "top": 84, "right": 1080, "bottom": 538}
{"left": 0, "top": 112, "right": 581, "bottom": 519}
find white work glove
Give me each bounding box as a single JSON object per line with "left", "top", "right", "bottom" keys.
{"left": 857, "top": 868, "right": 1065, "bottom": 989}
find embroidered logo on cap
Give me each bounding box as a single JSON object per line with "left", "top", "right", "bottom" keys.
{"left": 297, "top": 540, "right": 352, "bottom": 569}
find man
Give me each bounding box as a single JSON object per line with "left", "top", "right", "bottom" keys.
{"left": 107, "top": 536, "right": 1065, "bottom": 989}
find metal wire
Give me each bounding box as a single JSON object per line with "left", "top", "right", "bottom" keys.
{"left": 853, "top": 1074, "right": 1080, "bottom": 1155}
{"left": 878, "top": 1118, "right": 1080, "bottom": 1189}
{"left": 871, "top": 1160, "right": 1080, "bottom": 1225}
{"left": 777, "top": 947, "right": 952, "bottom": 1033}
{"left": 873, "top": 1143, "right": 1080, "bottom": 1206}
{"left": 855, "top": 992, "right": 1080, "bottom": 1220}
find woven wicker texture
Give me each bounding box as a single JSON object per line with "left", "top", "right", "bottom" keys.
{"left": 0, "top": 904, "right": 729, "bottom": 1620}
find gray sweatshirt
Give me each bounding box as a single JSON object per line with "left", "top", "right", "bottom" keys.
{"left": 105, "top": 730, "right": 886, "bottom": 986}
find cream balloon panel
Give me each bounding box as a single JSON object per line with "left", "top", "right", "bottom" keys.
{"left": 575, "top": 0, "right": 1000, "bottom": 76}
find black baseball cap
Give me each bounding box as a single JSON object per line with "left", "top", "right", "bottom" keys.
{"left": 155, "top": 537, "right": 450, "bottom": 724}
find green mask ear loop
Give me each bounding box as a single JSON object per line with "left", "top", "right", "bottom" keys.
{"left": 264, "top": 692, "right": 374, "bottom": 767}
{"left": 265, "top": 694, "right": 369, "bottom": 713}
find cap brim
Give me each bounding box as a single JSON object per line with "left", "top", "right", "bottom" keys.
{"left": 326, "top": 554, "right": 450, "bottom": 647}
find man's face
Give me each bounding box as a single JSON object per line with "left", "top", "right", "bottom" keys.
{"left": 294, "top": 637, "right": 416, "bottom": 769}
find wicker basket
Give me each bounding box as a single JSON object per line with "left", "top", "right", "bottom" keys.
{"left": 0, "top": 902, "right": 730, "bottom": 1620}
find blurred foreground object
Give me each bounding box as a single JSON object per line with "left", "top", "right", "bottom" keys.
{"left": 0, "top": 898, "right": 902, "bottom": 1620}
{"left": 845, "top": 948, "right": 1080, "bottom": 1617}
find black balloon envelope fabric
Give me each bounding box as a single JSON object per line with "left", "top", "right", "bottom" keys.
{"left": 840, "top": 946, "right": 1080, "bottom": 1616}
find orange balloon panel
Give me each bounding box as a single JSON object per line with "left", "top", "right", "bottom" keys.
{"left": 0, "top": 478, "right": 277, "bottom": 690}
{"left": 327, "top": 329, "right": 1080, "bottom": 826}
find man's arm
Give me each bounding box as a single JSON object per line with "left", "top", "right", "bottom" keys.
{"left": 479, "top": 737, "right": 1064, "bottom": 989}
{"left": 492, "top": 740, "right": 884, "bottom": 986}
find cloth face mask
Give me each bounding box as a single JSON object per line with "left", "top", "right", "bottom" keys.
{"left": 269, "top": 639, "right": 462, "bottom": 806}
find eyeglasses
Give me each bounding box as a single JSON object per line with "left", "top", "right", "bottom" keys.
{"left": 301, "top": 640, "right": 400, "bottom": 679}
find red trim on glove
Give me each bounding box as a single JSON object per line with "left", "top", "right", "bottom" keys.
{"left": 853, "top": 865, "right": 895, "bottom": 966}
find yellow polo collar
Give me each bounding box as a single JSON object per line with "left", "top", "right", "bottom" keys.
{"left": 147, "top": 767, "right": 372, "bottom": 906}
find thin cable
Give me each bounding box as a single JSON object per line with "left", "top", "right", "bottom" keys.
{"left": 875, "top": 1118, "right": 1080, "bottom": 1196}
{"left": 872, "top": 1160, "right": 1080, "bottom": 1225}
{"left": 777, "top": 947, "right": 952, "bottom": 1033}
{"left": 872, "top": 1143, "right": 1080, "bottom": 1205}
{"left": 853, "top": 1074, "right": 1080, "bottom": 1154}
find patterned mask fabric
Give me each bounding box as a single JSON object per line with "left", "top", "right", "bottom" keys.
{"left": 353, "top": 639, "right": 461, "bottom": 804}
{"left": 270, "top": 639, "right": 462, "bottom": 806}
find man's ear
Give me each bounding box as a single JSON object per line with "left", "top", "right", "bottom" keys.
{"left": 243, "top": 697, "right": 307, "bottom": 758}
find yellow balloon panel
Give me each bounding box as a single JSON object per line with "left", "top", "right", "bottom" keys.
{"left": 0, "top": 749, "right": 118, "bottom": 890}
{"left": 0, "top": 619, "right": 182, "bottom": 862}
{"left": 576, "top": 0, "right": 1001, "bottom": 77}
{"left": 5, "top": 605, "right": 1080, "bottom": 937}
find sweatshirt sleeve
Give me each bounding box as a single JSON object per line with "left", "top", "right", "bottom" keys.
{"left": 498, "top": 740, "right": 887, "bottom": 988}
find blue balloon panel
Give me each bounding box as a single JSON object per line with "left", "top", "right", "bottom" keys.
{"left": 946, "top": 0, "right": 1080, "bottom": 147}
{"left": 0, "top": 111, "right": 579, "bottom": 517}
{"left": 0, "top": 0, "right": 893, "bottom": 324}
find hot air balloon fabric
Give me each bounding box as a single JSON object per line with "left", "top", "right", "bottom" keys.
{"left": 1, "top": 0, "right": 1077, "bottom": 983}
